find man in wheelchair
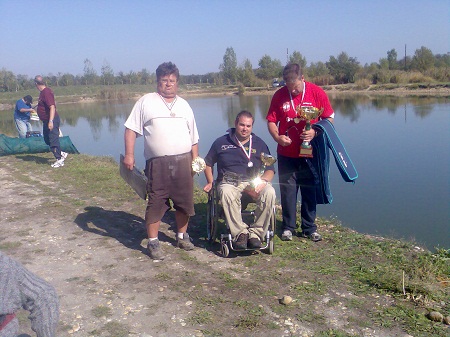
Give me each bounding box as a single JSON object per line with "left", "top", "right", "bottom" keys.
{"left": 203, "top": 110, "right": 276, "bottom": 250}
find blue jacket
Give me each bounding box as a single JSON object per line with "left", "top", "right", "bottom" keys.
{"left": 309, "top": 119, "right": 358, "bottom": 204}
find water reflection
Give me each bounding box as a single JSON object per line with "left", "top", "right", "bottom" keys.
{"left": 0, "top": 94, "right": 448, "bottom": 250}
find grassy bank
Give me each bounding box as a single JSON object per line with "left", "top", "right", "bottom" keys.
{"left": 1, "top": 153, "right": 448, "bottom": 336}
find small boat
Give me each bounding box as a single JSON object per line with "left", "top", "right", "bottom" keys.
{"left": 0, "top": 133, "right": 79, "bottom": 156}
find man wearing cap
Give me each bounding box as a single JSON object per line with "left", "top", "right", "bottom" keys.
{"left": 34, "top": 75, "right": 68, "bottom": 168}
{"left": 13, "top": 95, "right": 35, "bottom": 138}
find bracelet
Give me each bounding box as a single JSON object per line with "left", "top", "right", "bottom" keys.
{"left": 49, "top": 120, "right": 53, "bottom": 122}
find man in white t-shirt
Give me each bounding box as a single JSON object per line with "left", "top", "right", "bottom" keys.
{"left": 124, "top": 62, "right": 200, "bottom": 260}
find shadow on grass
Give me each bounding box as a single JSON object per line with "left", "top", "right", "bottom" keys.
{"left": 74, "top": 206, "right": 147, "bottom": 254}
{"left": 73, "top": 205, "right": 209, "bottom": 256}
{"left": 15, "top": 154, "right": 51, "bottom": 165}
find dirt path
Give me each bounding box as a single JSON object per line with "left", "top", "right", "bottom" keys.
{"left": 0, "top": 155, "right": 418, "bottom": 337}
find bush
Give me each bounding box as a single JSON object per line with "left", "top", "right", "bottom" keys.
{"left": 237, "top": 83, "right": 245, "bottom": 95}
{"left": 355, "top": 78, "right": 371, "bottom": 89}
{"left": 406, "top": 72, "right": 435, "bottom": 84}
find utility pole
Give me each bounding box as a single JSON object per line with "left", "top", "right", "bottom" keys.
{"left": 404, "top": 44, "right": 407, "bottom": 71}
{"left": 286, "top": 48, "right": 289, "bottom": 65}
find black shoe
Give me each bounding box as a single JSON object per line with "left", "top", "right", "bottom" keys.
{"left": 248, "top": 237, "right": 262, "bottom": 249}
{"left": 234, "top": 233, "right": 248, "bottom": 249}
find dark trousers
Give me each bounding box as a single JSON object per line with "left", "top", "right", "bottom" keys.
{"left": 43, "top": 115, "right": 61, "bottom": 160}
{"left": 278, "top": 155, "right": 317, "bottom": 235}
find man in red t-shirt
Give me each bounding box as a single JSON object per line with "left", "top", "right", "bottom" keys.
{"left": 266, "top": 63, "right": 334, "bottom": 242}
{"left": 35, "top": 75, "right": 68, "bottom": 168}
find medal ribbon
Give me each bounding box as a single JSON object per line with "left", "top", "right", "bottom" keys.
{"left": 288, "top": 81, "right": 306, "bottom": 112}
{"left": 235, "top": 134, "right": 252, "bottom": 165}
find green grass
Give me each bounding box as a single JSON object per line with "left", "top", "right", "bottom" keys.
{"left": 91, "top": 305, "right": 112, "bottom": 318}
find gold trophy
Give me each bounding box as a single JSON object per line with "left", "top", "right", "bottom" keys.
{"left": 295, "top": 105, "right": 323, "bottom": 158}
{"left": 251, "top": 152, "right": 277, "bottom": 187}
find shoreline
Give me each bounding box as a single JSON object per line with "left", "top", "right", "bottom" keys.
{"left": 0, "top": 85, "right": 449, "bottom": 111}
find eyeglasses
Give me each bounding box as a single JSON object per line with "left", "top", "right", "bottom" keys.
{"left": 159, "top": 79, "right": 177, "bottom": 85}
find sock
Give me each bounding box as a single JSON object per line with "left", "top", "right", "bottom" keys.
{"left": 177, "top": 233, "right": 184, "bottom": 240}
{"left": 148, "top": 237, "right": 158, "bottom": 241}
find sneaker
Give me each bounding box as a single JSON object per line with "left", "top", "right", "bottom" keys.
{"left": 61, "top": 151, "right": 68, "bottom": 160}
{"left": 281, "top": 230, "right": 293, "bottom": 241}
{"left": 51, "top": 158, "right": 65, "bottom": 168}
{"left": 234, "top": 233, "right": 248, "bottom": 249}
{"left": 301, "top": 231, "right": 322, "bottom": 242}
{"left": 248, "top": 237, "right": 262, "bottom": 249}
{"left": 177, "top": 233, "right": 194, "bottom": 251}
{"left": 147, "top": 239, "right": 165, "bottom": 260}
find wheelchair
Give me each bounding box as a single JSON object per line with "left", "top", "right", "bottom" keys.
{"left": 206, "top": 181, "right": 276, "bottom": 257}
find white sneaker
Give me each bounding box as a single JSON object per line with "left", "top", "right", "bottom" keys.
{"left": 51, "top": 158, "right": 65, "bottom": 168}
{"left": 281, "top": 230, "right": 293, "bottom": 241}
{"left": 61, "top": 151, "right": 68, "bottom": 159}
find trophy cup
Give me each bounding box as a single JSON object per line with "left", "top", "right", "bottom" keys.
{"left": 251, "top": 152, "right": 277, "bottom": 187}
{"left": 295, "top": 105, "right": 323, "bottom": 158}
{"left": 30, "top": 111, "right": 40, "bottom": 121}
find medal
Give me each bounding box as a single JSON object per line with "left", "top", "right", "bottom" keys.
{"left": 158, "top": 93, "right": 177, "bottom": 117}
{"left": 235, "top": 134, "right": 253, "bottom": 168}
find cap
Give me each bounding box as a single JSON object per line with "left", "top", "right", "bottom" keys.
{"left": 24, "top": 95, "right": 33, "bottom": 104}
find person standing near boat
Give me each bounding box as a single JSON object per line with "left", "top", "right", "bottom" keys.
{"left": 123, "top": 62, "right": 200, "bottom": 260}
{"left": 13, "top": 95, "right": 35, "bottom": 138}
{"left": 34, "top": 75, "right": 68, "bottom": 168}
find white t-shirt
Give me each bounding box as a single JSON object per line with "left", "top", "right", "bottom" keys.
{"left": 124, "top": 93, "right": 199, "bottom": 160}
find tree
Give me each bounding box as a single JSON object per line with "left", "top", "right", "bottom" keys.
{"left": 101, "top": 60, "right": 114, "bottom": 85}
{"left": 220, "top": 47, "right": 238, "bottom": 85}
{"left": 0, "top": 68, "right": 17, "bottom": 92}
{"left": 139, "top": 68, "right": 152, "bottom": 85}
{"left": 411, "top": 46, "right": 434, "bottom": 73}
{"left": 256, "top": 55, "right": 282, "bottom": 80}
{"left": 434, "top": 53, "right": 450, "bottom": 68}
{"left": 61, "top": 73, "right": 75, "bottom": 86}
{"left": 378, "top": 58, "right": 389, "bottom": 70}
{"left": 326, "top": 52, "right": 360, "bottom": 84}
{"left": 83, "top": 58, "right": 97, "bottom": 85}
{"left": 237, "top": 58, "right": 258, "bottom": 87}
{"left": 387, "top": 49, "right": 398, "bottom": 70}
{"left": 307, "top": 62, "right": 331, "bottom": 85}
{"left": 289, "top": 51, "right": 307, "bottom": 69}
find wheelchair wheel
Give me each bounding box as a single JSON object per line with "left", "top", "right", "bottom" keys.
{"left": 268, "top": 238, "right": 274, "bottom": 255}
{"left": 207, "top": 188, "right": 218, "bottom": 243}
{"left": 220, "top": 241, "right": 229, "bottom": 257}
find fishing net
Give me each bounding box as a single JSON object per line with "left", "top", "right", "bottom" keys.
{"left": 0, "top": 133, "right": 79, "bottom": 156}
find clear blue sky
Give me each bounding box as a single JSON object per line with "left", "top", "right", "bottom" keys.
{"left": 0, "top": 0, "right": 448, "bottom": 77}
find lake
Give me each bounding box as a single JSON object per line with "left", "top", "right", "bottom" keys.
{"left": 1, "top": 93, "right": 448, "bottom": 250}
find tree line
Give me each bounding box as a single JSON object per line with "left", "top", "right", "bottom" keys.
{"left": 0, "top": 46, "right": 448, "bottom": 92}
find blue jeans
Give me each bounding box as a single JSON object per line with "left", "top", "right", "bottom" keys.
{"left": 14, "top": 119, "right": 32, "bottom": 138}
{"left": 278, "top": 155, "right": 317, "bottom": 235}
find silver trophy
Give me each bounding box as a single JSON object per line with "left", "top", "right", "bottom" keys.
{"left": 251, "top": 152, "right": 277, "bottom": 187}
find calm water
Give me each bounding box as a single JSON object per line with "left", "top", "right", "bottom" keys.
{"left": 1, "top": 94, "right": 448, "bottom": 250}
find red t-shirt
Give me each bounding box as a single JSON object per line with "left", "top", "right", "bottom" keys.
{"left": 266, "top": 82, "right": 334, "bottom": 158}
{"left": 37, "top": 87, "right": 58, "bottom": 121}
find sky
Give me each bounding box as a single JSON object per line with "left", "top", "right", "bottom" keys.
{"left": 0, "top": 0, "right": 448, "bottom": 78}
